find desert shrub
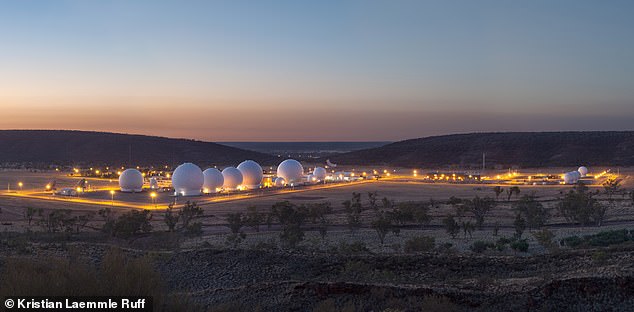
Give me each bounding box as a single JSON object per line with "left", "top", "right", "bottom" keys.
{"left": 510, "top": 239, "right": 529, "bottom": 252}
{"left": 533, "top": 229, "right": 556, "bottom": 250}
{"left": 404, "top": 236, "right": 435, "bottom": 253}
{"left": 558, "top": 182, "right": 606, "bottom": 226}
{"left": 495, "top": 237, "right": 512, "bottom": 251}
{"left": 514, "top": 194, "right": 549, "bottom": 229}
{"left": 338, "top": 241, "right": 369, "bottom": 254}
{"left": 560, "top": 235, "right": 584, "bottom": 248}
{"left": 470, "top": 240, "right": 494, "bottom": 253}
{"left": 443, "top": 215, "right": 460, "bottom": 239}
{"left": 591, "top": 250, "right": 608, "bottom": 263}
{"left": 0, "top": 248, "right": 199, "bottom": 311}
{"left": 560, "top": 229, "right": 631, "bottom": 248}
{"left": 112, "top": 210, "right": 152, "bottom": 238}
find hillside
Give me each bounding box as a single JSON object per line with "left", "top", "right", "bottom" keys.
{"left": 0, "top": 130, "right": 277, "bottom": 167}
{"left": 327, "top": 132, "right": 634, "bottom": 168}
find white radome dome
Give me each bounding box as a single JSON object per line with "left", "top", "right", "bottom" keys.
{"left": 277, "top": 159, "right": 304, "bottom": 183}
{"left": 172, "top": 163, "right": 204, "bottom": 196}
{"left": 274, "top": 177, "right": 286, "bottom": 187}
{"left": 563, "top": 171, "right": 581, "bottom": 184}
{"left": 237, "top": 160, "right": 263, "bottom": 189}
{"left": 306, "top": 174, "right": 316, "bottom": 184}
{"left": 203, "top": 168, "right": 224, "bottom": 193}
{"left": 313, "top": 167, "right": 327, "bottom": 180}
{"left": 119, "top": 169, "right": 144, "bottom": 192}
{"left": 578, "top": 166, "right": 588, "bottom": 176}
{"left": 222, "top": 167, "right": 243, "bottom": 190}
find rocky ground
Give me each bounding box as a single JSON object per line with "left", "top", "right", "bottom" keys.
{"left": 1, "top": 234, "right": 632, "bottom": 312}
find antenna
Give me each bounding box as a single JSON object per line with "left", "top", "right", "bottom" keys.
{"left": 482, "top": 152, "right": 486, "bottom": 172}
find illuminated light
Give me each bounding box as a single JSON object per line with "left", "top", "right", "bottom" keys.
{"left": 95, "top": 170, "right": 100, "bottom": 174}
{"left": 386, "top": 173, "right": 391, "bottom": 177}
{"left": 203, "top": 188, "right": 209, "bottom": 194}
{"left": 110, "top": 190, "right": 115, "bottom": 195}
{"left": 150, "top": 192, "right": 157, "bottom": 198}
{"left": 18, "top": 182, "right": 23, "bottom": 187}
{"left": 496, "top": 175, "right": 501, "bottom": 179}
{"left": 468, "top": 175, "right": 472, "bottom": 178}
{"left": 142, "top": 173, "right": 146, "bottom": 177}
{"left": 76, "top": 187, "right": 82, "bottom": 193}
{"left": 55, "top": 168, "right": 59, "bottom": 171}
{"left": 166, "top": 173, "right": 171, "bottom": 178}
{"left": 74, "top": 168, "right": 79, "bottom": 173}
{"left": 45, "top": 184, "right": 51, "bottom": 190}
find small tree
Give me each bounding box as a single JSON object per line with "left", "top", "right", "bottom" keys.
{"left": 514, "top": 194, "right": 549, "bottom": 229}
{"left": 371, "top": 211, "right": 392, "bottom": 245}
{"left": 493, "top": 186, "right": 504, "bottom": 201}
{"left": 506, "top": 186, "right": 521, "bottom": 201}
{"left": 367, "top": 191, "right": 378, "bottom": 211}
{"left": 513, "top": 213, "right": 526, "bottom": 239}
{"left": 178, "top": 201, "right": 203, "bottom": 233}
{"left": 226, "top": 212, "right": 246, "bottom": 248}
{"left": 558, "top": 182, "right": 605, "bottom": 226}
{"left": 245, "top": 206, "right": 264, "bottom": 232}
{"left": 343, "top": 193, "right": 363, "bottom": 233}
{"left": 462, "top": 221, "right": 475, "bottom": 239}
{"left": 163, "top": 203, "right": 179, "bottom": 232}
{"left": 443, "top": 215, "right": 460, "bottom": 239}
{"left": 271, "top": 201, "right": 307, "bottom": 248}
{"left": 112, "top": 210, "right": 153, "bottom": 238}
{"left": 464, "top": 196, "right": 496, "bottom": 229}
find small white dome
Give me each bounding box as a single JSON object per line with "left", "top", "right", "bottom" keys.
{"left": 237, "top": 160, "right": 263, "bottom": 190}
{"left": 306, "top": 174, "right": 316, "bottom": 184}
{"left": 277, "top": 159, "right": 304, "bottom": 183}
{"left": 203, "top": 168, "right": 224, "bottom": 193}
{"left": 172, "top": 163, "right": 204, "bottom": 196}
{"left": 119, "top": 169, "right": 144, "bottom": 192}
{"left": 313, "top": 167, "right": 327, "bottom": 180}
{"left": 274, "top": 177, "right": 286, "bottom": 187}
{"left": 222, "top": 167, "right": 243, "bottom": 190}
{"left": 578, "top": 166, "right": 588, "bottom": 176}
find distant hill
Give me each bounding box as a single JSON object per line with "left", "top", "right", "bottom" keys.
{"left": 220, "top": 142, "right": 390, "bottom": 156}
{"left": 327, "top": 132, "right": 634, "bottom": 168}
{"left": 0, "top": 130, "right": 277, "bottom": 167}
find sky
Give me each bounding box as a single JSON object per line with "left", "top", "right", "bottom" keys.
{"left": 1, "top": 0, "right": 633, "bottom": 141}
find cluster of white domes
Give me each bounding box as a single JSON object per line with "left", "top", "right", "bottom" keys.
{"left": 237, "top": 160, "right": 263, "bottom": 190}
{"left": 172, "top": 163, "right": 204, "bottom": 196}
{"left": 222, "top": 167, "right": 243, "bottom": 191}
{"left": 203, "top": 168, "right": 224, "bottom": 193}
{"left": 277, "top": 159, "right": 304, "bottom": 183}
{"left": 563, "top": 166, "right": 589, "bottom": 184}
{"left": 119, "top": 168, "right": 144, "bottom": 192}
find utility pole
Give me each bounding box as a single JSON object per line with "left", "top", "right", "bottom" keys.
{"left": 482, "top": 152, "right": 486, "bottom": 172}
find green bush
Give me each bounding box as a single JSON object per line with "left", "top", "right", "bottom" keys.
{"left": 560, "top": 229, "right": 632, "bottom": 248}
{"left": 404, "top": 236, "right": 435, "bottom": 253}
{"left": 470, "top": 240, "right": 494, "bottom": 253}
{"left": 510, "top": 239, "right": 529, "bottom": 252}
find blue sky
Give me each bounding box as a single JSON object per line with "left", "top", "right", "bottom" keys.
{"left": 0, "top": 0, "right": 633, "bottom": 141}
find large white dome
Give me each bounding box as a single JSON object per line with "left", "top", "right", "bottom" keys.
{"left": 222, "top": 167, "right": 243, "bottom": 190}
{"left": 578, "top": 166, "right": 588, "bottom": 176}
{"left": 313, "top": 167, "right": 327, "bottom": 180}
{"left": 119, "top": 169, "right": 144, "bottom": 192}
{"left": 277, "top": 159, "right": 304, "bottom": 183}
{"left": 172, "top": 163, "right": 204, "bottom": 196}
{"left": 203, "top": 168, "right": 224, "bottom": 193}
{"left": 237, "top": 160, "right": 263, "bottom": 189}
{"left": 563, "top": 171, "right": 581, "bottom": 184}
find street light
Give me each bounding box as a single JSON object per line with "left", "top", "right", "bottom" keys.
{"left": 150, "top": 192, "right": 157, "bottom": 209}
{"left": 18, "top": 182, "right": 23, "bottom": 192}
{"left": 110, "top": 190, "right": 115, "bottom": 207}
